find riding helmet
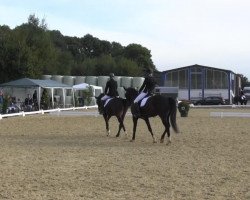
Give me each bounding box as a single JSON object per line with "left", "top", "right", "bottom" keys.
{"left": 109, "top": 73, "right": 115, "bottom": 78}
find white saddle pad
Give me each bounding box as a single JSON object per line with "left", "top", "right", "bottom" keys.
{"left": 104, "top": 98, "right": 114, "bottom": 107}
{"left": 140, "top": 97, "right": 150, "bottom": 107}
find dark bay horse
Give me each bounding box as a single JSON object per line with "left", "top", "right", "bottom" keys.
{"left": 124, "top": 87, "right": 179, "bottom": 144}
{"left": 96, "top": 94, "right": 129, "bottom": 137}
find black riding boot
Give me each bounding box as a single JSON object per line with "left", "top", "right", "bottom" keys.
{"left": 133, "top": 102, "right": 140, "bottom": 118}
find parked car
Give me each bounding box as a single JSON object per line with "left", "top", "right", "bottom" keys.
{"left": 190, "top": 97, "right": 202, "bottom": 105}
{"left": 194, "top": 96, "right": 226, "bottom": 105}
{"left": 243, "top": 87, "right": 250, "bottom": 100}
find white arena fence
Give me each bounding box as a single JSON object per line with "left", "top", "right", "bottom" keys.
{"left": 210, "top": 112, "right": 250, "bottom": 118}
{"left": 1, "top": 104, "right": 250, "bottom": 120}
{"left": 0, "top": 105, "right": 98, "bottom": 120}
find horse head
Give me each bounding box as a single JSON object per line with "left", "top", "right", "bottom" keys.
{"left": 124, "top": 87, "right": 138, "bottom": 104}
{"left": 95, "top": 93, "right": 105, "bottom": 109}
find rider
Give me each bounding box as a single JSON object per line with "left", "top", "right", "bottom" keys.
{"left": 99, "top": 73, "right": 119, "bottom": 114}
{"left": 133, "top": 68, "right": 156, "bottom": 117}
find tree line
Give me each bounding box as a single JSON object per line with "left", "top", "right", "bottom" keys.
{"left": 0, "top": 14, "right": 156, "bottom": 84}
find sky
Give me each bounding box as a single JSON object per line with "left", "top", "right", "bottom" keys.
{"left": 0, "top": 0, "right": 250, "bottom": 79}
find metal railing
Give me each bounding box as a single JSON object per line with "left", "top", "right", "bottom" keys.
{"left": 0, "top": 105, "right": 98, "bottom": 120}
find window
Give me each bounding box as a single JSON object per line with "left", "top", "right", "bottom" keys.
{"left": 190, "top": 66, "right": 202, "bottom": 89}
{"left": 205, "top": 69, "right": 228, "bottom": 89}
{"left": 165, "top": 69, "right": 188, "bottom": 89}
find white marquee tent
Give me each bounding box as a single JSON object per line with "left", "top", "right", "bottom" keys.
{"left": 0, "top": 78, "right": 72, "bottom": 109}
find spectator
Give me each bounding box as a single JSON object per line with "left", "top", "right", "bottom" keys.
{"left": 25, "top": 94, "right": 33, "bottom": 111}
{"left": 0, "top": 89, "right": 3, "bottom": 105}
{"left": 33, "top": 90, "right": 38, "bottom": 110}
{"left": 41, "top": 89, "right": 50, "bottom": 110}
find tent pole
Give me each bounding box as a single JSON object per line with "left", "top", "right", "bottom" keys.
{"left": 63, "top": 88, "right": 65, "bottom": 108}
{"left": 38, "top": 87, "right": 41, "bottom": 110}
{"left": 72, "top": 88, "right": 75, "bottom": 107}
{"left": 51, "top": 88, "right": 54, "bottom": 108}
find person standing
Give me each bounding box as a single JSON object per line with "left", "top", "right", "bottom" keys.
{"left": 33, "top": 90, "right": 38, "bottom": 110}
{"left": 0, "top": 89, "right": 3, "bottom": 105}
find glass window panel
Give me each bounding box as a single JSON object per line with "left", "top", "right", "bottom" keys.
{"left": 165, "top": 72, "right": 172, "bottom": 87}
{"left": 191, "top": 74, "right": 202, "bottom": 89}
{"left": 179, "top": 69, "right": 187, "bottom": 89}
{"left": 221, "top": 71, "right": 228, "bottom": 88}
{"left": 172, "top": 71, "right": 178, "bottom": 87}
{"left": 206, "top": 69, "right": 213, "bottom": 89}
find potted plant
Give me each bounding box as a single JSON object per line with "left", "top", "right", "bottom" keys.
{"left": 82, "top": 87, "right": 93, "bottom": 106}
{"left": 178, "top": 101, "right": 190, "bottom": 117}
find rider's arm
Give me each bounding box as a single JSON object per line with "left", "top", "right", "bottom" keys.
{"left": 139, "top": 79, "right": 146, "bottom": 93}
{"left": 104, "top": 81, "right": 110, "bottom": 94}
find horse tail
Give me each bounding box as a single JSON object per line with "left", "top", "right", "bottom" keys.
{"left": 168, "top": 98, "right": 179, "bottom": 133}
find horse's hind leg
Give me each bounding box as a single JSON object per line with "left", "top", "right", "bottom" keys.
{"left": 144, "top": 118, "right": 156, "bottom": 143}
{"left": 131, "top": 117, "right": 138, "bottom": 142}
{"left": 104, "top": 115, "right": 111, "bottom": 136}
{"left": 116, "top": 116, "right": 126, "bottom": 137}
{"left": 160, "top": 115, "right": 171, "bottom": 145}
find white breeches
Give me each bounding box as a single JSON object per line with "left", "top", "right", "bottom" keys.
{"left": 134, "top": 92, "right": 147, "bottom": 103}
{"left": 101, "top": 95, "right": 111, "bottom": 101}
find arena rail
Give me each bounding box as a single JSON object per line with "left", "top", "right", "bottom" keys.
{"left": 210, "top": 112, "right": 250, "bottom": 118}
{"left": 0, "top": 105, "right": 98, "bottom": 120}
{"left": 1, "top": 104, "right": 250, "bottom": 120}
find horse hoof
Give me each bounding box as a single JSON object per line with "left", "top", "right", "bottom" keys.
{"left": 166, "top": 141, "right": 171, "bottom": 145}
{"left": 160, "top": 139, "right": 164, "bottom": 143}
{"left": 130, "top": 139, "right": 134, "bottom": 142}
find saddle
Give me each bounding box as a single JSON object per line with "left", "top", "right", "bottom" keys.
{"left": 139, "top": 94, "right": 152, "bottom": 107}
{"left": 104, "top": 97, "right": 114, "bottom": 107}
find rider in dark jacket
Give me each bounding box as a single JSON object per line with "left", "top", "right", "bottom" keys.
{"left": 133, "top": 68, "right": 156, "bottom": 117}
{"left": 104, "top": 74, "right": 119, "bottom": 97}
{"left": 99, "top": 73, "right": 119, "bottom": 114}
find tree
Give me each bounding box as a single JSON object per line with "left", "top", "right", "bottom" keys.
{"left": 0, "top": 14, "right": 158, "bottom": 82}
{"left": 240, "top": 74, "right": 249, "bottom": 88}
{"left": 123, "top": 43, "right": 155, "bottom": 72}
{"left": 111, "top": 42, "right": 124, "bottom": 57}
{"left": 0, "top": 25, "right": 27, "bottom": 83}
{"left": 114, "top": 57, "right": 141, "bottom": 76}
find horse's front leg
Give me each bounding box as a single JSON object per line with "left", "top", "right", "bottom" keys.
{"left": 131, "top": 116, "right": 138, "bottom": 142}
{"left": 144, "top": 118, "right": 156, "bottom": 143}
{"left": 116, "top": 116, "right": 126, "bottom": 137}
{"left": 104, "top": 115, "right": 110, "bottom": 136}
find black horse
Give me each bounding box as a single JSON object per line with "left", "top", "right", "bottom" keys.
{"left": 96, "top": 93, "right": 129, "bottom": 137}
{"left": 124, "top": 87, "right": 179, "bottom": 144}
{"left": 233, "top": 95, "right": 248, "bottom": 105}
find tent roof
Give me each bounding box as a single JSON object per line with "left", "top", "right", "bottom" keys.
{"left": 73, "top": 83, "right": 103, "bottom": 91}
{"left": 73, "top": 83, "right": 89, "bottom": 90}
{"left": 0, "top": 78, "right": 72, "bottom": 88}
